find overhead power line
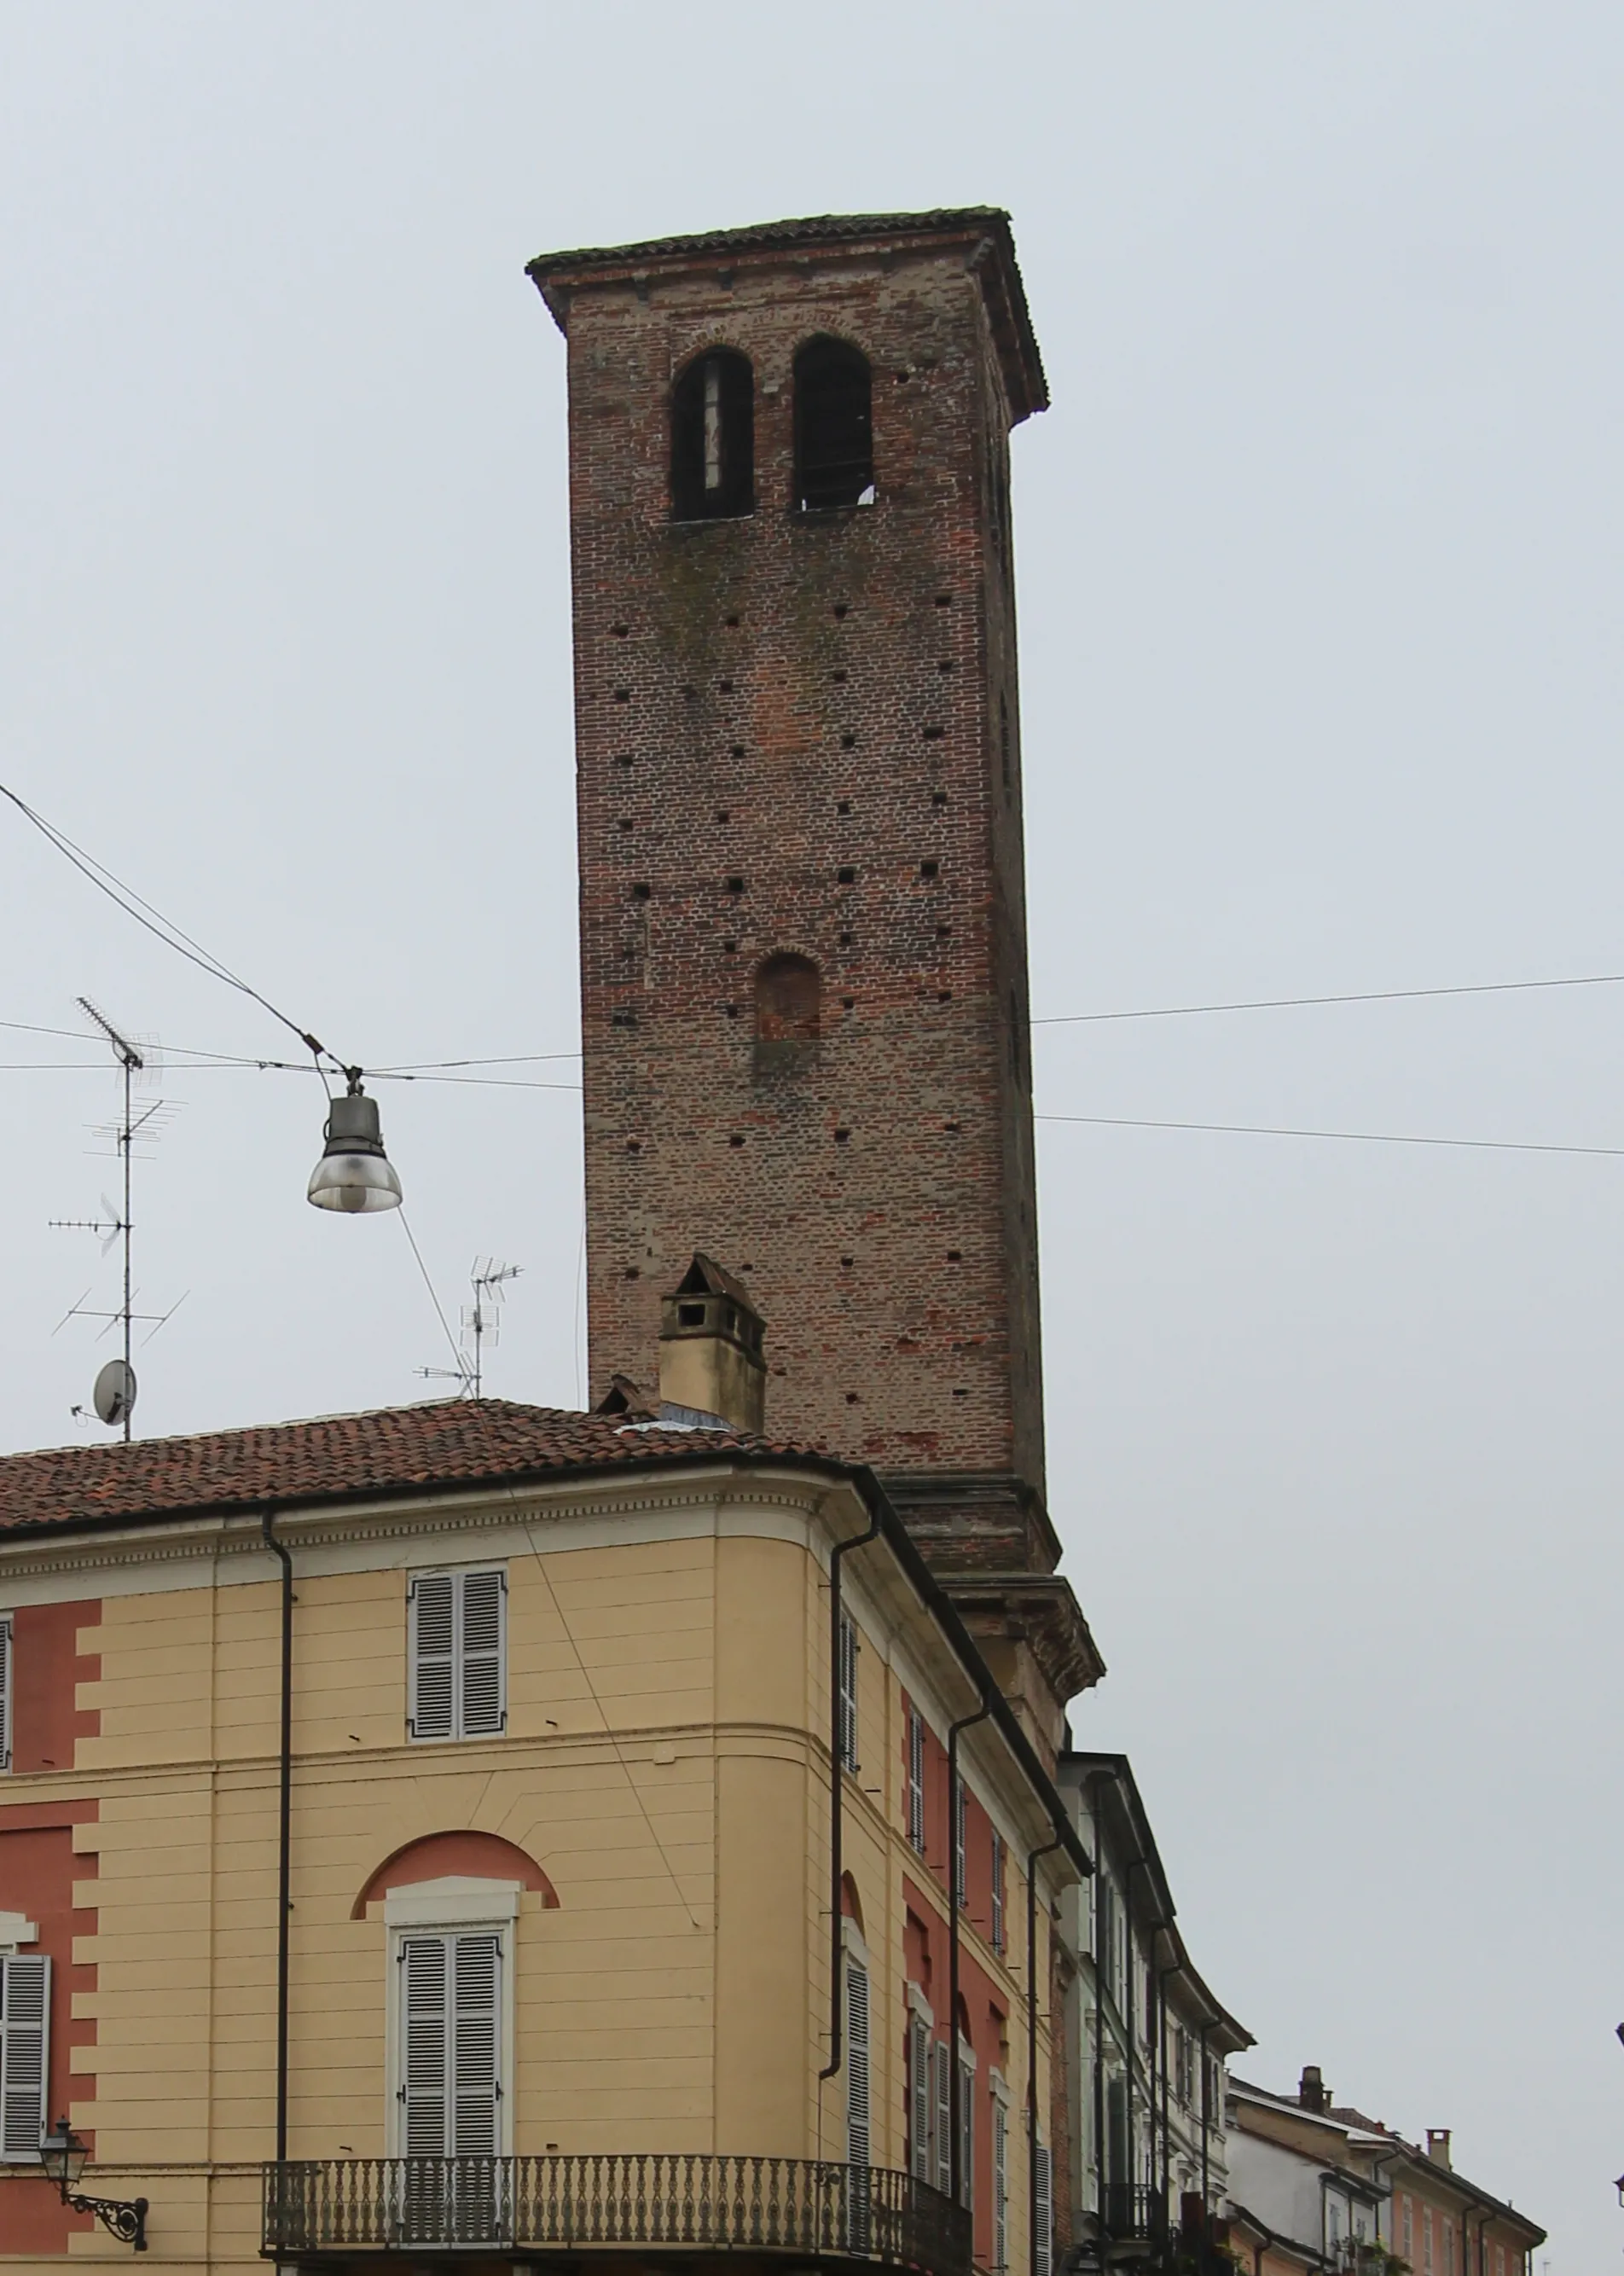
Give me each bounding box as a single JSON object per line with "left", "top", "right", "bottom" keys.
{"left": 0, "top": 782, "right": 349, "bottom": 1078}
{"left": 1036, "top": 1112, "right": 1624, "bottom": 1160}
{"left": 1032, "top": 969, "right": 1624, "bottom": 1026}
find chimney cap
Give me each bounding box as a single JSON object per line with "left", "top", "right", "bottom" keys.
{"left": 1298, "top": 2064, "right": 1329, "bottom": 2113}
{"left": 1426, "top": 2128, "right": 1453, "bottom": 2169}
{"left": 661, "top": 1254, "right": 766, "bottom": 1360}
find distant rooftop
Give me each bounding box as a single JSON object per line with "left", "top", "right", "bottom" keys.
{"left": 0, "top": 1398, "right": 825, "bottom": 1536}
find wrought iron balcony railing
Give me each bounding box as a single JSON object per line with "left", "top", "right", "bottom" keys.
{"left": 262, "top": 2153, "right": 971, "bottom": 2275}
{"left": 1101, "top": 2182, "right": 1170, "bottom": 2245}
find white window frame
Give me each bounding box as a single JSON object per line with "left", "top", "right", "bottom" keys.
{"left": 907, "top": 1708, "right": 926, "bottom": 1852}
{"left": 408, "top": 1568, "right": 508, "bottom": 1744}
{"left": 0, "top": 1611, "right": 12, "bottom": 1774}
{"left": 384, "top": 1879, "right": 518, "bottom": 2157}
{"left": 906, "top": 1986, "right": 934, "bottom": 2183}
{"left": 838, "top": 1614, "right": 859, "bottom": 1773}
{"left": 0, "top": 1950, "right": 50, "bottom": 2163}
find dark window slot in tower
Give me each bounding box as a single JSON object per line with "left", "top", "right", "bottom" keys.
{"left": 671, "top": 350, "right": 755, "bottom": 520}
{"left": 793, "top": 337, "right": 874, "bottom": 512}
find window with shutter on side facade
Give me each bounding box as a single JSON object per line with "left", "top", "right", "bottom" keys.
{"left": 907, "top": 1710, "right": 925, "bottom": 1852}
{"left": 0, "top": 1613, "right": 11, "bottom": 1773}
{"left": 838, "top": 1616, "right": 859, "bottom": 1772}
{"left": 908, "top": 2011, "right": 933, "bottom": 2180}
{"left": 0, "top": 1953, "right": 50, "bottom": 2161}
{"left": 933, "top": 2041, "right": 953, "bottom": 2198}
{"left": 409, "top": 1570, "right": 506, "bottom": 1742}
{"left": 1034, "top": 2140, "right": 1053, "bottom": 2276}
{"left": 845, "top": 1957, "right": 872, "bottom": 2247}
{"left": 956, "top": 2041, "right": 975, "bottom": 2210}
{"left": 992, "top": 2099, "right": 1008, "bottom": 2269}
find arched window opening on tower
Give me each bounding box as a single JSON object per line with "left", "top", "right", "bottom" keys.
{"left": 671, "top": 350, "right": 755, "bottom": 520}
{"left": 793, "top": 338, "right": 874, "bottom": 512}
{"left": 754, "top": 952, "right": 821, "bottom": 1071}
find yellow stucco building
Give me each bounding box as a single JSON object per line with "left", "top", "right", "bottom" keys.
{"left": 0, "top": 1370, "right": 1086, "bottom": 2276}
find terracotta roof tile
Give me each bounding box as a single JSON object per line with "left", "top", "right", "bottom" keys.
{"left": 0, "top": 1400, "right": 827, "bottom": 1536}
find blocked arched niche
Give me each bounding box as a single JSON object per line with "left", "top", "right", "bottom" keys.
{"left": 840, "top": 1872, "right": 865, "bottom": 1936}
{"left": 351, "top": 1831, "right": 558, "bottom": 1919}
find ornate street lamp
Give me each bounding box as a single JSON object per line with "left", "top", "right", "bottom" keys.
{"left": 38, "top": 2117, "right": 148, "bottom": 2251}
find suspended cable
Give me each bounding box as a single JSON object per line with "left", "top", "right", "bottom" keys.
{"left": 397, "top": 1211, "right": 464, "bottom": 1370}
{"left": 1032, "top": 969, "right": 1624, "bottom": 1027}
{"left": 0, "top": 782, "right": 346, "bottom": 1074}
{"left": 1036, "top": 1112, "right": 1624, "bottom": 1160}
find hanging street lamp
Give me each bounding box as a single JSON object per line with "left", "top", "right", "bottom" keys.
{"left": 38, "top": 2117, "right": 148, "bottom": 2250}
{"left": 306, "top": 1072, "right": 403, "bottom": 1214}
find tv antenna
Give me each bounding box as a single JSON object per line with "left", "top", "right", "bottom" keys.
{"left": 49, "top": 999, "right": 187, "bottom": 1441}
{"left": 416, "top": 1257, "right": 521, "bottom": 1400}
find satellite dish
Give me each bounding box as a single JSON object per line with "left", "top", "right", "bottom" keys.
{"left": 92, "top": 1360, "right": 136, "bottom": 1429}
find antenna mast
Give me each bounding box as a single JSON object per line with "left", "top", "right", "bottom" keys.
{"left": 415, "top": 1258, "right": 522, "bottom": 1400}
{"left": 50, "top": 999, "right": 184, "bottom": 1441}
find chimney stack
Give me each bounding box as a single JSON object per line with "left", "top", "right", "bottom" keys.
{"left": 658, "top": 1256, "right": 766, "bottom": 1434}
{"left": 1299, "top": 2065, "right": 1329, "bottom": 2114}
{"left": 1427, "top": 2129, "right": 1453, "bottom": 2169}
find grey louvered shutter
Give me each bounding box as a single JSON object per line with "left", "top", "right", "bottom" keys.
{"left": 458, "top": 1573, "right": 506, "bottom": 1739}
{"left": 0, "top": 1616, "right": 11, "bottom": 1772}
{"left": 992, "top": 2100, "right": 1007, "bottom": 2269}
{"left": 401, "top": 1936, "right": 449, "bottom": 2154}
{"left": 450, "top": 1933, "right": 501, "bottom": 2154}
{"left": 934, "top": 2041, "right": 952, "bottom": 2195}
{"left": 0, "top": 1955, "right": 50, "bottom": 2160}
{"left": 909, "top": 2013, "right": 932, "bottom": 2180}
{"left": 409, "top": 1576, "right": 455, "bottom": 1742}
{"left": 957, "top": 2046, "right": 975, "bottom": 2210}
{"left": 844, "top": 1959, "right": 870, "bottom": 2168}
{"left": 1034, "top": 2140, "right": 1053, "bottom": 2276}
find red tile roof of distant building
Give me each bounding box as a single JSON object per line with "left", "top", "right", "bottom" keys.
{"left": 0, "top": 1399, "right": 827, "bottom": 1535}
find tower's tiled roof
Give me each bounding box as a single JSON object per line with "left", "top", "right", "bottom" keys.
{"left": 525, "top": 206, "right": 1013, "bottom": 277}
{"left": 525, "top": 206, "right": 1047, "bottom": 421}
{"left": 0, "top": 1399, "right": 824, "bottom": 1536}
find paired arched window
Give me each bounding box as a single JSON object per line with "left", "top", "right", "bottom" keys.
{"left": 671, "top": 349, "right": 755, "bottom": 520}
{"left": 755, "top": 952, "right": 821, "bottom": 1044}
{"left": 794, "top": 337, "right": 873, "bottom": 512}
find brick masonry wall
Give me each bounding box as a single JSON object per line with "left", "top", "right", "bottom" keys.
{"left": 549, "top": 224, "right": 1047, "bottom": 1501}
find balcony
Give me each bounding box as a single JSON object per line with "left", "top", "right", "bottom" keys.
{"left": 1100, "top": 2184, "right": 1169, "bottom": 2249}
{"left": 262, "top": 2154, "right": 971, "bottom": 2276}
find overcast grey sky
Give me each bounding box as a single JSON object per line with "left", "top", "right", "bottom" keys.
{"left": 0, "top": 3, "right": 1615, "bottom": 2262}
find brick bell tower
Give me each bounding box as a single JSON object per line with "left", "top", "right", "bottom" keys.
{"left": 527, "top": 211, "right": 1099, "bottom": 1752}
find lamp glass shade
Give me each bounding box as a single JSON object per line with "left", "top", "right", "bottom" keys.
{"left": 307, "top": 1087, "right": 403, "bottom": 1215}
{"left": 307, "top": 1151, "right": 403, "bottom": 1214}
{"left": 39, "top": 2118, "right": 88, "bottom": 2192}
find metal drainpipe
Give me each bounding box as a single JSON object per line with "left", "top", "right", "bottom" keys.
{"left": 1025, "top": 1824, "right": 1065, "bottom": 2276}
{"left": 1198, "top": 2023, "right": 1211, "bottom": 2207}
{"left": 260, "top": 1512, "right": 293, "bottom": 2167}
{"left": 816, "top": 1507, "right": 881, "bottom": 2087}
{"left": 946, "top": 1694, "right": 993, "bottom": 2203}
